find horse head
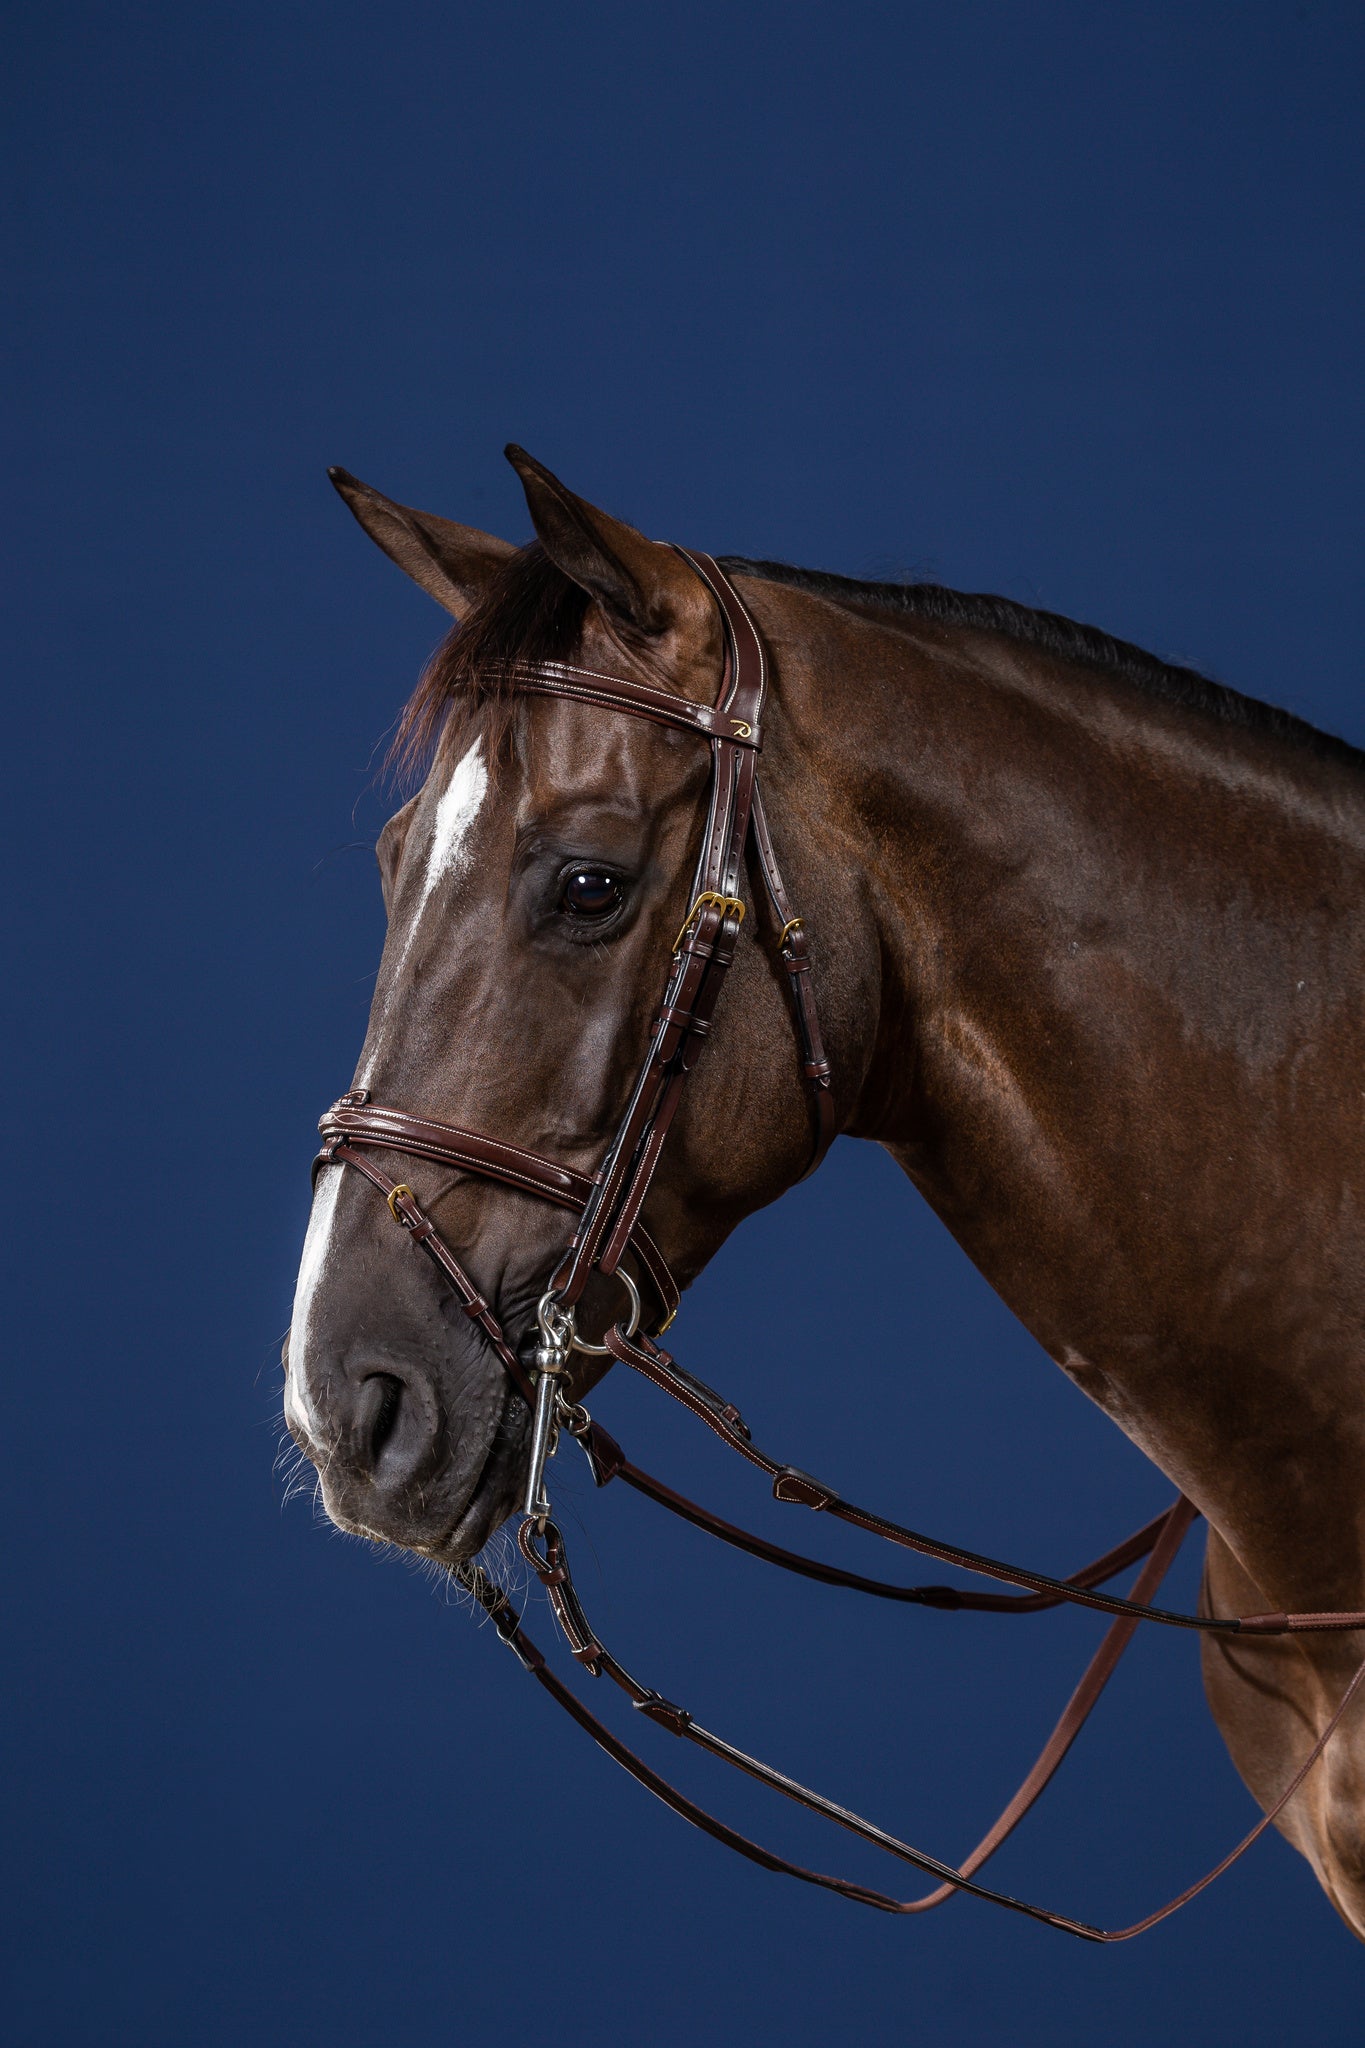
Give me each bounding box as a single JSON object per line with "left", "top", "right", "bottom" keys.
{"left": 283, "top": 449, "right": 849, "bottom": 1561}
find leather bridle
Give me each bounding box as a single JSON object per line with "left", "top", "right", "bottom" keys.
{"left": 313, "top": 550, "right": 1365, "bottom": 1942}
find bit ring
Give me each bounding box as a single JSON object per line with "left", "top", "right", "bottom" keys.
{"left": 568, "top": 1268, "right": 642, "bottom": 1356}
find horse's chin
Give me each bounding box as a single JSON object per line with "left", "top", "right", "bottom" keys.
{"left": 420, "top": 1408, "right": 528, "bottom": 1564}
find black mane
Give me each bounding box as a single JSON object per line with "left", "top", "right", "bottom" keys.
{"left": 399, "top": 542, "right": 1363, "bottom": 779}
{"left": 720, "top": 556, "right": 1364, "bottom": 773}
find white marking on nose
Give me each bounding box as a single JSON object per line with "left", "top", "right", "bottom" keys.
{"left": 356, "top": 738, "right": 488, "bottom": 1089}
{"left": 284, "top": 1166, "right": 344, "bottom": 1443}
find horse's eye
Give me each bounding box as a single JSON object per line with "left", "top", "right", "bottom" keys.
{"left": 561, "top": 870, "right": 623, "bottom": 919}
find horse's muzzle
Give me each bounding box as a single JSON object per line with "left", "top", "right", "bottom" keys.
{"left": 283, "top": 1328, "right": 520, "bottom": 1558}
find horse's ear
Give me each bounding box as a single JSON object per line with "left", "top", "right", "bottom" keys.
{"left": 328, "top": 467, "right": 516, "bottom": 620}
{"left": 505, "top": 445, "right": 696, "bottom": 638}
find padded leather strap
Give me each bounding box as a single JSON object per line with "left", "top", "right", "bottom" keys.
{"left": 511, "top": 660, "right": 762, "bottom": 747}
{"left": 318, "top": 1094, "right": 680, "bottom": 1328}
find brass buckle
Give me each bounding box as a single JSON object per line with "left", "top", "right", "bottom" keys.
{"left": 387, "top": 1183, "right": 415, "bottom": 1223}
{"left": 672, "top": 891, "right": 746, "bottom": 954}
{"left": 777, "top": 916, "right": 804, "bottom": 949}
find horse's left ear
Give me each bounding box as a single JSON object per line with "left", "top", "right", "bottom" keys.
{"left": 328, "top": 467, "right": 517, "bottom": 619}
{"left": 505, "top": 444, "right": 700, "bottom": 638}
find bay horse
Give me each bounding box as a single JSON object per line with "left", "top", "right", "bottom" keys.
{"left": 285, "top": 446, "right": 1365, "bottom": 1938}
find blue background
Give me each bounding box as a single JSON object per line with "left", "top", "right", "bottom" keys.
{"left": 7, "top": 4, "right": 1364, "bottom": 2042}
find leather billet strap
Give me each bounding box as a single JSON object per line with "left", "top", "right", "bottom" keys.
{"left": 468, "top": 1511, "right": 1365, "bottom": 1942}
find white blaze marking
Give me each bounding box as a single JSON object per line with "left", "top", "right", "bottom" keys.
{"left": 418, "top": 736, "right": 489, "bottom": 917}
{"left": 285, "top": 1166, "right": 343, "bottom": 1442}
{"left": 356, "top": 738, "right": 488, "bottom": 1088}
{"left": 288, "top": 738, "right": 492, "bottom": 1432}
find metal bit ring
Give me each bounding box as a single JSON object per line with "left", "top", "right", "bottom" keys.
{"left": 566, "top": 1267, "right": 642, "bottom": 1356}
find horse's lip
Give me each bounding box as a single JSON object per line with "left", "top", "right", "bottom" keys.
{"left": 425, "top": 1380, "right": 527, "bottom": 1563}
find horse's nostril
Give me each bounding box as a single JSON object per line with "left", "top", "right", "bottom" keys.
{"left": 359, "top": 1372, "right": 405, "bottom": 1468}
{"left": 295, "top": 1360, "right": 447, "bottom": 1501}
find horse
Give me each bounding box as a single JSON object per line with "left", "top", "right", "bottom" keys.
{"left": 284, "top": 445, "right": 1365, "bottom": 1938}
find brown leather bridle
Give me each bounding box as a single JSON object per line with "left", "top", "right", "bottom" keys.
{"left": 313, "top": 550, "right": 1365, "bottom": 1942}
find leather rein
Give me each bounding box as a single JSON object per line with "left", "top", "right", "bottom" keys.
{"left": 314, "top": 549, "right": 1365, "bottom": 1942}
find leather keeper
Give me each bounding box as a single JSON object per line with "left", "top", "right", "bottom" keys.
{"left": 503, "top": 1629, "right": 547, "bottom": 1674}
{"left": 490, "top": 1605, "right": 546, "bottom": 1672}
{"left": 636, "top": 1693, "right": 692, "bottom": 1736}
{"left": 657, "top": 1004, "right": 712, "bottom": 1036}
{"left": 581, "top": 1422, "right": 627, "bottom": 1487}
{"left": 773, "top": 1467, "right": 839, "bottom": 1510}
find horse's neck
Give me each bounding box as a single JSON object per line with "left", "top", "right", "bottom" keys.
{"left": 788, "top": 597, "right": 1365, "bottom": 1600}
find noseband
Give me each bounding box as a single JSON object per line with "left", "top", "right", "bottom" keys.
{"left": 313, "top": 551, "right": 1365, "bottom": 1942}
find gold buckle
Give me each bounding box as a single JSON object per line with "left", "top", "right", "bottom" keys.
{"left": 777, "top": 916, "right": 804, "bottom": 949}
{"left": 672, "top": 891, "right": 746, "bottom": 954}
{"left": 387, "top": 1183, "right": 415, "bottom": 1222}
